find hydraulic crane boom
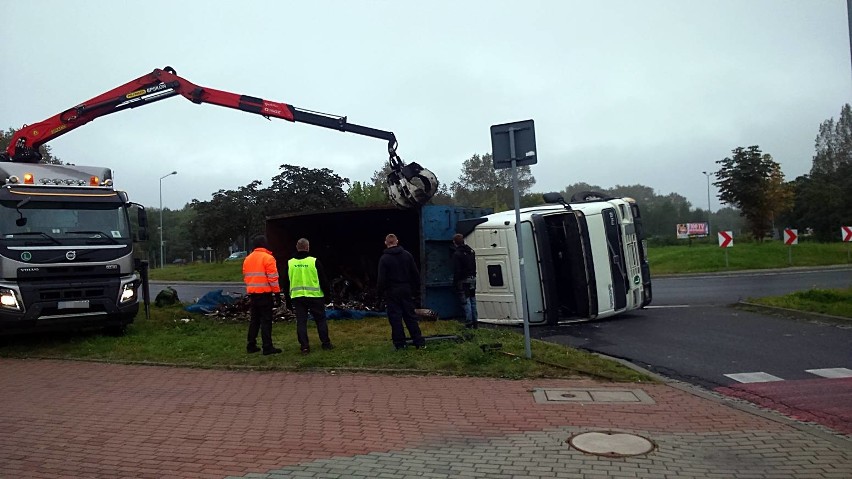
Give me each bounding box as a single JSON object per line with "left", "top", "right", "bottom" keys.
{"left": 2, "top": 66, "right": 437, "bottom": 208}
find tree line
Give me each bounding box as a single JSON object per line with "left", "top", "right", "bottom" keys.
{"left": 3, "top": 103, "right": 850, "bottom": 264}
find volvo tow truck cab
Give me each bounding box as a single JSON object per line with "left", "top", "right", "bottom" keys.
{"left": 0, "top": 163, "right": 147, "bottom": 334}
{"left": 460, "top": 193, "right": 652, "bottom": 325}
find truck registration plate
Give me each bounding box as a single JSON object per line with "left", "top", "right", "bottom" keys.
{"left": 58, "top": 300, "right": 90, "bottom": 309}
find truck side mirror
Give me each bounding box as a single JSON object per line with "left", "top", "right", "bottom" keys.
{"left": 137, "top": 207, "right": 149, "bottom": 241}
{"left": 542, "top": 192, "right": 565, "bottom": 204}
{"left": 542, "top": 192, "right": 571, "bottom": 210}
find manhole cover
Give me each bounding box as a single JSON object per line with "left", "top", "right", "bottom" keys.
{"left": 568, "top": 431, "right": 655, "bottom": 457}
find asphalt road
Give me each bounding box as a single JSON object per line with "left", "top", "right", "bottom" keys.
{"left": 651, "top": 266, "right": 852, "bottom": 306}
{"left": 531, "top": 266, "right": 852, "bottom": 435}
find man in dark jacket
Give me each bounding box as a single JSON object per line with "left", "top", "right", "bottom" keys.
{"left": 376, "top": 233, "right": 426, "bottom": 350}
{"left": 452, "top": 233, "right": 478, "bottom": 328}
{"left": 284, "top": 238, "right": 333, "bottom": 355}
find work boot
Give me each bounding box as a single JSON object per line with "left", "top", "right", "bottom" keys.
{"left": 246, "top": 345, "right": 261, "bottom": 354}
{"left": 300, "top": 348, "right": 310, "bottom": 355}
{"left": 321, "top": 343, "right": 334, "bottom": 351}
{"left": 262, "top": 347, "right": 282, "bottom": 355}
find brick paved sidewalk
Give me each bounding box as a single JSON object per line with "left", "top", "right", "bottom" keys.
{"left": 1, "top": 358, "right": 849, "bottom": 478}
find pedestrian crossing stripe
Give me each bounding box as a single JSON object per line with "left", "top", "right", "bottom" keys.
{"left": 725, "top": 368, "right": 852, "bottom": 383}
{"left": 724, "top": 372, "right": 783, "bottom": 383}
{"left": 805, "top": 368, "right": 852, "bottom": 379}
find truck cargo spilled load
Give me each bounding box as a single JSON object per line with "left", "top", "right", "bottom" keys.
{"left": 266, "top": 205, "right": 492, "bottom": 319}
{"left": 265, "top": 194, "right": 652, "bottom": 326}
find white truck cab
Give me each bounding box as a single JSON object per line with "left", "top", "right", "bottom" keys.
{"left": 460, "top": 195, "right": 651, "bottom": 325}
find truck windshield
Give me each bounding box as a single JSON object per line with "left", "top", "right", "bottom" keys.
{"left": 0, "top": 200, "right": 131, "bottom": 245}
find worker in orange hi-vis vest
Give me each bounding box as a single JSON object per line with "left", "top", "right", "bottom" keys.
{"left": 242, "top": 235, "right": 283, "bottom": 355}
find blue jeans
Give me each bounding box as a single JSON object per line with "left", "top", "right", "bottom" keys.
{"left": 457, "top": 277, "right": 478, "bottom": 326}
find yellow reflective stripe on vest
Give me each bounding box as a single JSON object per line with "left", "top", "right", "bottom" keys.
{"left": 288, "top": 257, "right": 323, "bottom": 298}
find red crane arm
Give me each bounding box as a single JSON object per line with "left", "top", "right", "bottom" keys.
{"left": 4, "top": 66, "right": 397, "bottom": 163}
{"left": 2, "top": 66, "right": 438, "bottom": 209}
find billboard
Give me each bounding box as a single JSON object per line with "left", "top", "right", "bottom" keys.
{"left": 676, "top": 223, "right": 708, "bottom": 239}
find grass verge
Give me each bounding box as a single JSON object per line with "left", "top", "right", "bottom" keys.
{"left": 0, "top": 306, "right": 653, "bottom": 382}
{"left": 746, "top": 287, "right": 852, "bottom": 319}
{"left": 647, "top": 241, "right": 851, "bottom": 275}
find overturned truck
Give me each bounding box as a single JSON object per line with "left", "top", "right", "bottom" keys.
{"left": 266, "top": 196, "right": 651, "bottom": 326}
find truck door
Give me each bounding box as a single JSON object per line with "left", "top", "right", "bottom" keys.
{"left": 532, "top": 212, "right": 595, "bottom": 324}
{"left": 473, "top": 228, "right": 516, "bottom": 322}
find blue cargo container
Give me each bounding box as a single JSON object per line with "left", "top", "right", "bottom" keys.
{"left": 265, "top": 205, "right": 492, "bottom": 319}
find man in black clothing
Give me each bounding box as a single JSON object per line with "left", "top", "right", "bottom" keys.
{"left": 376, "top": 233, "right": 426, "bottom": 350}
{"left": 452, "top": 233, "right": 478, "bottom": 328}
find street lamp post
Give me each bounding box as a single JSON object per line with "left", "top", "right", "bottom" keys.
{"left": 702, "top": 171, "right": 712, "bottom": 235}
{"left": 159, "top": 171, "right": 178, "bottom": 268}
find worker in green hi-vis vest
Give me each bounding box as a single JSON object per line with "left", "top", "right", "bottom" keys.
{"left": 285, "top": 238, "right": 334, "bottom": 355}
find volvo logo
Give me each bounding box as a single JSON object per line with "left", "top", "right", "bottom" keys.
{"left": 66, "top": 250, "right": 77, "bottom": 261}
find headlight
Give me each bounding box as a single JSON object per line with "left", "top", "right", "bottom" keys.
{"left": 119, "top": 282, "right": 137, "bottom": 304}
{"left": 0, "top": 287, "right": 22, "bottom": 311}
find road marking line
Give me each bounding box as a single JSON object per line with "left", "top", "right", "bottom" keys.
{"left": 805, "top": 368, "right": 852, "bottom": 378}
{"left": 643, "top": 305, "right": 690, "bottom": 309}
{"left": 724, "top": 372, "right": 784, "bottom": 383}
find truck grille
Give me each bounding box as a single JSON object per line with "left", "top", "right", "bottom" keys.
{"left": 39, "top": 287, "right": 106, "bottom": 301}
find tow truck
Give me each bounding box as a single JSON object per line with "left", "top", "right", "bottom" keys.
{"left": 2, "top": 66, "right": 438, "bottom": 208}
{"left": 0, "top": 67, "right": 438, "bottom": 335}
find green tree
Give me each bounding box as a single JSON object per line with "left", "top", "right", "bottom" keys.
{"left": 714, "top": 146, "right": 792, "bottom": 241}
{"left": 348, "top": 180, "right": 388, "bottom": 207}
{"left": 787, "top": 104, "right": 852, "bottom": 241}
{"left": 0, "top": 127, "right": 63, "bottom": 164}
{"left": 263, "top": 164, "right": 353, "bottom": 213}
{"left": 189, "top": 191, "right": 247, "bottom": 261}
{"left": 450, "top": 153, "right": 535, "bottom": 211}
{"left": 560, "top": 182, "right": 697, "bottom": 239}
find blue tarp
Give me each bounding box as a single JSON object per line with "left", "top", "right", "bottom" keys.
{"left": 184, "top": 289, "right": 237, "bottom": 314}
{"left": 184, "top": 289, "right": 386, "bottom": 319}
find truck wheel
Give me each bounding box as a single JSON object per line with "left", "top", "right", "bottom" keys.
{"left": 570, "top": 191, "right": 610, "bottom": 202}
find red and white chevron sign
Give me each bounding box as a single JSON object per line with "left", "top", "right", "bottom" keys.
{"left": 784, "top": 228, "right": 798, "bottom": 245}
{"left": 718, "top": 231, "right": 733, "bottom": 248}
{"left": 843, "top": 226, "right": 852, "bottom": 242}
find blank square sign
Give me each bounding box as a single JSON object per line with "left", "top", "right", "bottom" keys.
{"left": 490, "top": 119, "right": 537, "bottom": 169}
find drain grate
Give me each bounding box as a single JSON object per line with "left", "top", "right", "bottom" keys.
{"left": 568, "top": 431, "right": 656, "bottom": 457}
{"left": 532, "top": 388, "right": 655, "bottom": 404}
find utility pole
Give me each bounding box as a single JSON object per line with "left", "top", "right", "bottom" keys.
{"left": 159, "top": 171, "right": 177, "bottom": 268}
{"left": 702, "top": 171, "right": 712, "bottom": 235}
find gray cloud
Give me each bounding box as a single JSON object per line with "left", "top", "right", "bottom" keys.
{"left": 1, "top": 0, "right": 848, "bottom": 211}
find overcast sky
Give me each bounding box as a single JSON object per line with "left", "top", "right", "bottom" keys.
{"left": 2, "top": 1, "right": 849, "bottom": 212}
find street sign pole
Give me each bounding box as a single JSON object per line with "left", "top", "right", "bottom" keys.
{"left": 511, "top": 154, "right": 532, "bottom": 360}
{"left": 491, "top": 120, "right": 537, "bottom": 360}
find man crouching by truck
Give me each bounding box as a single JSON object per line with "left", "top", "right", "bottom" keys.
{"left": 377, "top": 233, "right": 426, "bottom": 350}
